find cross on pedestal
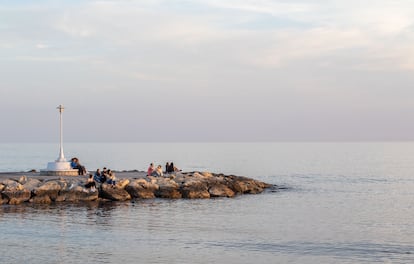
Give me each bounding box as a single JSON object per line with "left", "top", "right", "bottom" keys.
{"left": 56, "top": 104, "right": 66, "bottom": 162}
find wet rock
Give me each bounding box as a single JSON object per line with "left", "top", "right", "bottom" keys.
{"left": 100, "top": 183, "right": 131, "bottom": 201}
{"left": 3, "top": 189, "right": 31, "bottom": 205}
{"left": 1, "top": 181, "right": 31, "bottom": 205}
{"left": 31, "top": 195, "right": 52, "bottom": 204}
{"left": 0, "top": 196, "right": 7, "bottom": 205}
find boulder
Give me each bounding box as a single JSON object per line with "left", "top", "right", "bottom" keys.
{"left": 3, "top": 189, "right": 31, "bottom": 205}
{"left": 0, "top": 196, "right": 7, "bottom": 205}
{"left": 100, "top": 183, "right": 131, "bottom": 201}
{"left": 226, "top": 176, "right": 268, "bottom": 194}
{"left": 1, "top": 180, "right": 22, "bottom": 190}
{"left": 201, "top": 171, "right": 214, "bottom": 178}
{"left": 125, "top": 179, "right": 158, "bottom": 199}
{"left": 180, "top": 179, "right": 210, "bottom": 199}
{"left": 18, "top": 175, "right": 27, "bottom": 185}
{"left": 116, "top": 179, "right": 130, "bottom": 189}
{"left": 208, "top": 184, "right": 235, "bottom": 198}
{"left": 155, "top": 178, "right": 182, "bottom": 199}
{"left": 192, "top": 172, "right": 205, "bottom": 179}
{"left": 56, "top": 186, "right": 99, "bottom": 202}
{"left": 1, "top": 180, "right": 31, "bottom": 204}
{"left": 33, "top": 180, "right": 63, "bottom": 202}
{"left": 23, "top": 178, "right": 42, "bottom": 191}
{"left": 30, "top": 195, "right": 52, "bottom": 204}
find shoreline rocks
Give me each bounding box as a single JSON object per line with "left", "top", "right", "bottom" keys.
{"left": 0, "top": 171, "right": 273, "bottom": 205}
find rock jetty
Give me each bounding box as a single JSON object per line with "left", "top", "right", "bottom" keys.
{"left": 0, "top": 172, "right": 272, "bottom": 205}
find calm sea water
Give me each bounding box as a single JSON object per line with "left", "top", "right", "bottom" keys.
{"left": 1, "top": 142, "right": 414, "bottom": 263}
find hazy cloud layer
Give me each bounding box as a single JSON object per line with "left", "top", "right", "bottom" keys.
{"left": 1, "top": 0, "right": 414, "bottom": 142}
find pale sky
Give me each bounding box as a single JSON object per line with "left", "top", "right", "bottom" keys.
{"left": 1, "top": 0, "right": 414, "bottom": 142}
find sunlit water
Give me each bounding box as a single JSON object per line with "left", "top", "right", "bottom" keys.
{"left": 1, "top": 142, "right": 414, "bottom": 263}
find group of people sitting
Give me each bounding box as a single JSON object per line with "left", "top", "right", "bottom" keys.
{"left": 147, "top": 162, "right": 181, "bottom": 177}
{"left": 83, "top": 167, "right": 117, "bottom": 192}
{"left": 82, "top": 160, "right": 182, "bottom": 192}
{"left": 94, "top": 167, "right": 117, "bottom": 186}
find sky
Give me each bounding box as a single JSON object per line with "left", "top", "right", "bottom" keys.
{"left": 1, "top": 0, "right": 414, "bottom": 142}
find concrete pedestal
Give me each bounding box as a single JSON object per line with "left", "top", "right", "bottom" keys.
{"left": 40, "top": 161, "right": 79, "bottom": 176}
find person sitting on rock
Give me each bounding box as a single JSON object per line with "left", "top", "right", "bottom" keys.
{"left": 106, "top": 170, "right": 116, "bottom": 187}
{"left": 101, "top": 167, "right": 108, "bottom": 183}
{"left": 147, "top": 163, "right": 155, "bottom": 176}
{"left": 93, "top": 169, "right": 103, "bottom": 183}
{"left": 165, "top": 162, "right": 170, "bottom": 174}
{"left": 71, "top": 157, "right": 87, "bottom": 175}
{"left": 84, "top": 174, "right": 96, "bottom": 192}
{"left": 151, "top": 165, "right": 163, "bottom": 177}
{"left": 170, "top": 162, "right": 182, "bottom": 173}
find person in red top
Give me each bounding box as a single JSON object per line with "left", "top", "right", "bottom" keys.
{"left": 147, "top": 163, "right": 155, "bottom": 176}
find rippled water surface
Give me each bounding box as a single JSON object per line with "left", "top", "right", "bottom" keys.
{"left": 1, "top": 142, "right": 414, "bottom": 263}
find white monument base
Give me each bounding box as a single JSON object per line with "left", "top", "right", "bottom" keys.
{"left": 40, "top": 161, "right": 79, "bottom": 176}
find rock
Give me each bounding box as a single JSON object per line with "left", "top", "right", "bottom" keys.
{"left": 18, "top": 175, "right": 27, "bottom": 185}
{"left": 209, "top": 184, "right": 235, "bottom": 198}
{"left": 23, "top": 178, "right": 42, "bottom": 191}
{"left": 180, "top": 179, "right": 210, "bottom": 199}
{"left": 33, "top": 180, "right": 63, "bottom": 202}
{"left": 192, "top": 172, "right": 205, "bottom": 179}
{"left": 3, "top": 189, "right": 31, "bottom": 205}
{"left": 226, "top": 176, "right": 267, "bottom": 194}
{"left": 100, "top": 183, "right": 131, "bottom": 201}
{"left": 56, "top": 186, "right": 99, "bottom": 202}
{"left": 0, "top": 196, "right": 8, "bottom": 205}
{"left": 116, "top": 179, "right": 130, "bottom": 189}
{"left": 201, "top": 171, "right": 213, "bottom": 178}
{"left": 1, "top": 180, "right": 30, "bottom": 204}
{"left": 125, "top": 179, "right": 158, "bottom": 199}
{"left": 1, "top": 180, "right": 22, "bottom": 190}
{"left": 31, "top": 196, "right": 52, "bottom": 204}
{"left": 155, "top": 178, "right": 182, "bottom": 199}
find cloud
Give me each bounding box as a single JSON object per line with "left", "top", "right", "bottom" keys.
{"left": 35, "top": 43, "right": 50, "bottom": 49}
{"left": 49, "top": 1, "right": 414, "bottom": 72}
{"left": 14, "top": 56, "right": 79, "bottom": 62}
{"left": 199, "top": 0, "right": 313, "bottom": 17}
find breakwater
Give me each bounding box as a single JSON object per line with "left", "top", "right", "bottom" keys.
{"left": 0, "top": 171, "right": 272, "bottom": 204}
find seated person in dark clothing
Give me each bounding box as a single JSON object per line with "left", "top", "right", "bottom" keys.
{"left": 101, "top": 167, "right": 108, "bottom": 183}
{"left": 84, "top": 174, "right": 96, "bottom": 192}
{"left": 93, "top": 169, "right": 103, "bottom": 183}
{"left": 71, "top": 157, "right": 87, "bottom": 175}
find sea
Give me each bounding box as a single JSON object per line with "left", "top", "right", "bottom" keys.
{"left": 0, "top": 142, "right": 414, "bottom": 264}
